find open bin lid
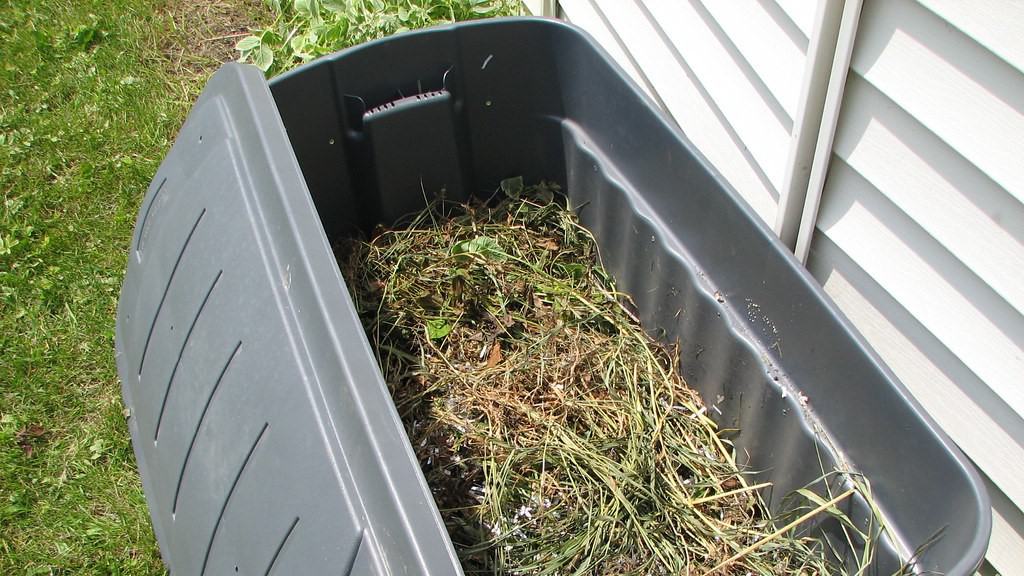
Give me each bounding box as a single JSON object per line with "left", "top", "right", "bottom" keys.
{"left": 116, "top": 63, "right": 460, "bottom": 575}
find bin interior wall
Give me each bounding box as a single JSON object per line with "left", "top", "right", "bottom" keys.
{"left": 269, "top": 19, "right": 985, "bottom": 573}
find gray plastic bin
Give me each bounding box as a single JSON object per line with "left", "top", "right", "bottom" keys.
{"left": 115, "top": 17, "right": 990, "bottom": 575}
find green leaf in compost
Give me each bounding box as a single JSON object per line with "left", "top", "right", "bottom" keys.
{"left": 425, "top": 318, "right": 453, "bottom": 340}
{"left": 452, "top": 235, "right": 506, "bottom": 260}
{"left": 560, "top": 262, "right": 586, "bottom": 280}
{"left": 500, "top": 175, "right": 524, "bottom": 198}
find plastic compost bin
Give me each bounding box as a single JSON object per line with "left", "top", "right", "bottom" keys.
{"left": 115, "top": 17, "right": 990, "bottom": 576}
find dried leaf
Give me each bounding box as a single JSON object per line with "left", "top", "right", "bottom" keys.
{"left": 486, "top": 341, "right": 502, "bottom": 368}
{"left": 16, "top": 424, "right": 47, "bottom": 457}
{"left": 15, "top": 424, "right": 46, "bottom": 441}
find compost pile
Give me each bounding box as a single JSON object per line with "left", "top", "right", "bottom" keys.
{"left": 337, "top": 181, "right": 841, "bottom": 575}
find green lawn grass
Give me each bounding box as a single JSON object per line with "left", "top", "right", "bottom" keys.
{"left": 0, "top": 1, "right": 516, "bottom": 573}
{"left": 0, "top": 1, "right": 267, "bottom": 573}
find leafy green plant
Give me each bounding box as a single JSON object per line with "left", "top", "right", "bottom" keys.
{"left": 236, "top": 0, "right": 520, "bottom": 75}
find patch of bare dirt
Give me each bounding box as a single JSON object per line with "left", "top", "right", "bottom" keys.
{"left": 158, "top": 0, "right": 270, "bottom": 79}
{"left": 15, "top": 424, "right": 48, "bottom": 458}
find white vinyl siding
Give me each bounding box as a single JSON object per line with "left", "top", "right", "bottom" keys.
{"left": 559, "top": 0, "right": 817, "bottom": 225}
{"left": 807, "top": 0, "right": 1024, "bottom": 572}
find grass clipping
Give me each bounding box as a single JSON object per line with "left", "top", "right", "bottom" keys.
{"left": 338, "top": 182, "right": 846, "bottom": 575}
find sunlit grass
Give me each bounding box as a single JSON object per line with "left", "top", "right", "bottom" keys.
{"left": 0, "top": 1, "right": 266, "bottom": 573}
